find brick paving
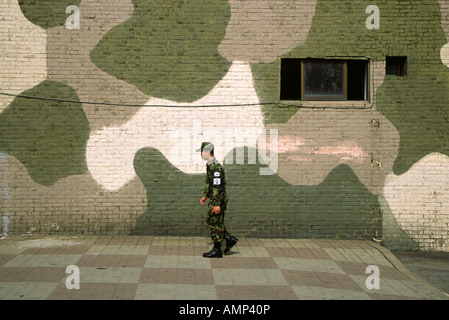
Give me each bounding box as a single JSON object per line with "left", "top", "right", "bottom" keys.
{"left": 0, "top": 235, "right": 447, "bottom": 300}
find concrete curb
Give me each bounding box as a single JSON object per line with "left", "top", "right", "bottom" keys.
{"left": 367, "top": 241, "right": 449, "bottom": 300}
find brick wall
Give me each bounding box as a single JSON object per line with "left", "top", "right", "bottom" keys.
{"left": 0, "top": 0, "right": 448, "bottom": 251}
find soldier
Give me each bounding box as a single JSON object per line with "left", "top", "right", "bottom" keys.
{"left": 197, "top": 142, "right": 238, "bottom": 258}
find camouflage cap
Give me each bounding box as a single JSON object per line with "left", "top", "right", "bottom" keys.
{"left": 196, "top": 142, "right": 214, "bottom": 152}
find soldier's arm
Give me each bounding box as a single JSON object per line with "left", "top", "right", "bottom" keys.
{"left": 203, "top": 166, "right": 211, "bottom": 199}
{"left": 203, "top": 177, "right": 210, "bottom": 199}
{"left": 209, "top": 188, "right": 224, "bottom": 207}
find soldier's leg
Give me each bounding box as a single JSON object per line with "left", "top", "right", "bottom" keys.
{"left": 207, "top": 204, "right": 225, "bottom": 243}
{"left": 203, "top": 204, "right": 224, "bottom": 258}
{"left": 223, "top": 209, "right": 238, "bottom": 254}
{"left": 210, "top": 206, "right": 238, "bottom": 254}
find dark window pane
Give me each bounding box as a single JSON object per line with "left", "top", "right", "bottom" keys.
{"left": 280, "top": 59, "right": 302, "bottom": 100}
{"left": 386, "top": 56, "right": 407, "bottom": 76}
{"left": 347, "top": 60, "right": 368, "bottom": 100}
{"left": 303, "top": 60, "right": 344, "bottom": 99}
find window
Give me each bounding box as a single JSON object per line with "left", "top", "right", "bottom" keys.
{"left": 280, "top": 58, "right": 369, "bottom": 101}
{"left": 386, "top": 56, "right": 407, "bottom": 76}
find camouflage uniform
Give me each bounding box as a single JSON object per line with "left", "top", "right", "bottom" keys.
{"left": 198, "top": 142, "right": 237, "bottom": 258}
{"left": 203, "top": 157, "right": 228, "bottom": 243}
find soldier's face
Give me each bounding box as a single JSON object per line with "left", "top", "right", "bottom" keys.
{"left": 201, "top": 151, "right": 209, "bottom": 161}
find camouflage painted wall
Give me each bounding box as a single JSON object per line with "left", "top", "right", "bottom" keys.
{"left": 1, "top": 0, "right": 448, "bottom": 251}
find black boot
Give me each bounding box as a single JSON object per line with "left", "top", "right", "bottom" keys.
{"left": 203, "top": 242, "right": 223, "bottom": 258}
{"left": 224, "top": 231, "right": 238, "bottom": 254}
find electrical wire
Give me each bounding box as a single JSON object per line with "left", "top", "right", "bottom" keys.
{"left": 0, "top": 59, "right": 376, "bottom": 110}
{"left": 0, "top": 90, "right": 374, "bottom": 110}
{"left": 0, "top": 91, "right": 271, "bottom": 108}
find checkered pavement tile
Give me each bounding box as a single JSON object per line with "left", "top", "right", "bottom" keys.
{"left": 135, "top": 284, "right": 217, "bottom": 300}
{"left": 0, "top": 235, "right": 446, "bottom": 300}
{"left": 292, "top": 286, "right": 372, "bottom": 300}
{"left": 216, "top": 285, "right": 298, "bottom": 300}
{"left": 0, "top": 282, "right": 60, "bottom": 300}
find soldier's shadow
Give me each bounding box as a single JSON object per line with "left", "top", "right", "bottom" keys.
{"left": 224, "top": 250, "right": 239, "bottom": 256}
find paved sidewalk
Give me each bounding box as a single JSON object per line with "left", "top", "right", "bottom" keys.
{"left": 0, "top": 234, "right": 447, "bottom": 300}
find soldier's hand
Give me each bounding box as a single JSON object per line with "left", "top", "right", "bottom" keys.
{"left": 213, "top": 206, "right": 221, "bottom": 214}
{"left": 200, "top": 197, "right": 206, "bottom": 206}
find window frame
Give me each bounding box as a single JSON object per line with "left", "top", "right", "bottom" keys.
{"left": 280, "top": 58, "right": 370, "bottom": 103}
